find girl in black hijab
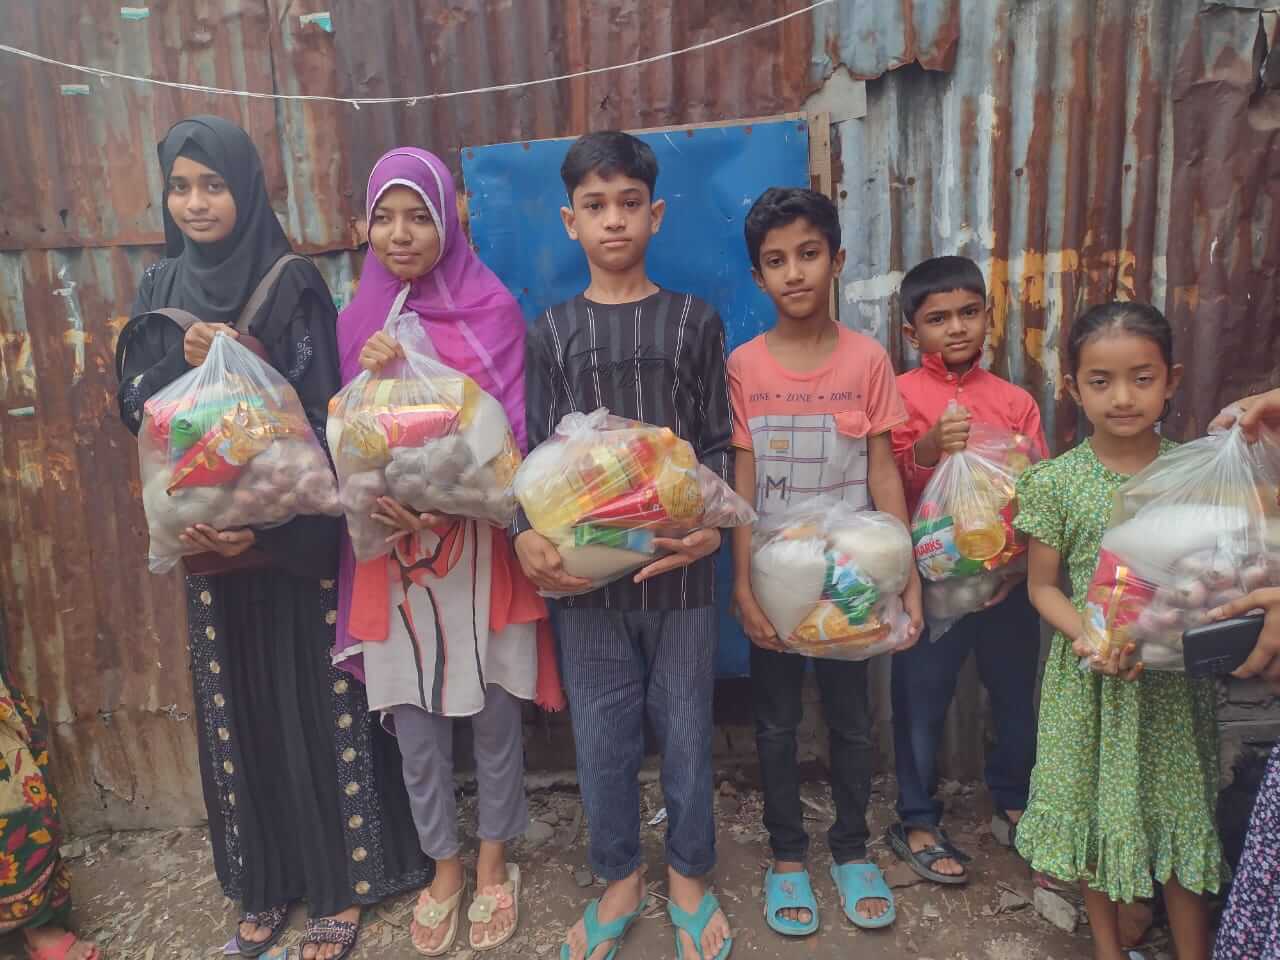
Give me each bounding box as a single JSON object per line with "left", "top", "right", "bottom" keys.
{"left": 116, "top": 116, "right": 430, "bottom": 960}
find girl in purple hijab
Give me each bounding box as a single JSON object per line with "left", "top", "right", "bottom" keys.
{"left": 336, "top": 148, "right": 545, "bottom": 955}
{"left": 335, "top": 148, "right": 529, "bottom": 673}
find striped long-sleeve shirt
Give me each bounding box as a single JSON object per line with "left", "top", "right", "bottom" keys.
{"left": 514, "top": 289, "right": 734, "bottom": 611}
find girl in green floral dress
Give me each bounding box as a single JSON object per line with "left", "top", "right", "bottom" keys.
{"left": 1014, "top": 303, "right": 1223, "bottom": 960}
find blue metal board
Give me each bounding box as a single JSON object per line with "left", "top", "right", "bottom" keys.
{"left": 463, "top": 118, "right": 812, "bottom": 676}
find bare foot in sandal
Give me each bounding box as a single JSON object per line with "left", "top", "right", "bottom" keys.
{"left": 908, "top": 827, "right": 966, "bottom": 878}
{"left": 770, "top": 861, "right": 812, "bottom": 926}
{"left": 238, "top": 918, "right": 273, "bottom": 947}
{"left": 562, "top": 868, "right": 646, "bottom": 960}
{"left": 302, "top": 906, "right": 359, "bottom": 960}
{"left": 669, "top": 869, "right": 730, "bottom": 959}
{"left": 236, "top": 904, "right": 287, "bottom": 953}
{"left": 24, "top": 927, "right": 98, "bottom": 960}
{"left": 844, "top": 860, "right": 892, "bottom": 922}
{"left": 469, "top": 840, "right": 518, "bottom": 949}
{"left": 412, "top": 857, "right": 465, "bottom": 954}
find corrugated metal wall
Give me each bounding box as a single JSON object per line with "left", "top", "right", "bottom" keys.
{"left": 1, "top": 0, "right": 1277, "bottom": 830}
{"left": 835, "top": 0, "right": 1280, "bottom": 446}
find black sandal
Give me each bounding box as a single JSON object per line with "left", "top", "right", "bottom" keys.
{"left": 302, "top": 916, "right": 359, "bottom": 960}
{"left": 887, "top": 822, "right": 972, "bottom": 886}
{"left": 235, "top": 904, "right": 289, "bottom": 957}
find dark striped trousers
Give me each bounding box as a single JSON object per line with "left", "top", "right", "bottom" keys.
{"left": 557, "top": 606, "right": 718, "bottom": 880}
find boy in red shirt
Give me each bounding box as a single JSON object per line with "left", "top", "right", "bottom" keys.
{"left": 729, "top": 187, "right": 922, "bottom": 938}
{"left": 887, "top": 256, "right": 1047, "bottom": 885}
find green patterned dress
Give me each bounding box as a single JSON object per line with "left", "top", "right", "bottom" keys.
{"left": 1013, "top": 440, "right": 1225, "bottom": 902}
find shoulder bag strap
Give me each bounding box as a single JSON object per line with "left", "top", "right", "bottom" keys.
{"left": 115, "top": 307, "right": 205, "bottom": 381}
{"left": 235, "top": 253, "right": 308, "bottom": 335}
{"left": 149, "top": 307, "right": 204, "bottom": 331}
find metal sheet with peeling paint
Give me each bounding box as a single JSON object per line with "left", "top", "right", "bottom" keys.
{"left": 0, "top": 0, "right": 353, "bottom": 252}
{"left": 0, "top": 247, "right": 360, "bottom": 830}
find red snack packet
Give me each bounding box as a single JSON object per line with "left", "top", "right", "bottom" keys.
{"left": 582, "top": 482, "right": 672, "bottom": 527}
{"left": 166, "top": 404, "right": 302, "bottom": 492}
{"left": 339, "top": 403, "right": 460, "bottom": 467}
{"left": 580, "top": 460, "right": 705, "bottom": 528}
{"left": 1082, "top": 548, "right": 1157, "bottom": 657}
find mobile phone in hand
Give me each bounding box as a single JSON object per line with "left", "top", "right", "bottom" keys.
{"left": 1182, "top": 615, "right": 1265, "bottom": 678}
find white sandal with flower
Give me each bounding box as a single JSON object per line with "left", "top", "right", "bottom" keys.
{"left": 411, "top": 884, "right": 464, "bottom": 957}
{"left": 467, "top": 863, "right": 520, "bottom": 952}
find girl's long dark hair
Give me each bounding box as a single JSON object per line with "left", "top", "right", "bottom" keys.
{"left": 1067, "top": 301, "right": 1174, "bottom": 378}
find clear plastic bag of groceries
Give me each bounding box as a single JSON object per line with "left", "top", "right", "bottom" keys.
{"left": 1081, "top": 419, "right": 1280, "bottom": 671}
{"left": 327, "top": 313, "right": 521, "bottom": 562}
{"left": 922, "top": 557, "right": 1028, "bottom": 641}
{"left": 911, "top": 416, "right": 1041, "bottom": 639}
{"left": 137, "top": 332, "right": 341, "bottom": 573}
{"left": 513, "top": 407, "right": 757, "bottom": 596}
{"left": 750, "top": 496, "right": 914, "bottom": 660}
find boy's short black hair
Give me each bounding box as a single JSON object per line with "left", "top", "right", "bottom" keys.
{"left": 744, "top": 187, "right": 842, "bottom": 271}
{"left": 560, "top": 131, "right": 658, "bottom": 201}
{"left": 899, "top": 256, "right": 987, "bottom": 324}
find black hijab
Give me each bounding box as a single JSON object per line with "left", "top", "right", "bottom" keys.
{"left": 150, "top": 115, "right": 293, "bottom": 327}
{"left": 117, "top": 115, "right": 340, "bottom": 432}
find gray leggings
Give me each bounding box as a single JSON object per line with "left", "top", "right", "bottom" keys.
{"left": 389, "top": 686, "right": 529, "bottom": 861}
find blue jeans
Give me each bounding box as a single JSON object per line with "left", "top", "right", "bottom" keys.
{"left": 557, "top": 607, "right": 718, "bottom": 881}
{"left": 751, "top": 645, "right": 873, "bottom": 863}
{"left": 891, "top": 584, "right": 1040, "bottom": 829}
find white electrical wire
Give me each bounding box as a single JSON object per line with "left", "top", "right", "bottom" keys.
{"left": 0, "top": 0, "right": 834, "bottom": 108}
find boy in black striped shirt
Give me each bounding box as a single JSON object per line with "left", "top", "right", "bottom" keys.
{"left": 514, "top": 132, "right": 734, "bottom": 960}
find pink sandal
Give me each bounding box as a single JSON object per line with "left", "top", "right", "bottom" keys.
{"left": 27, "top": 931, "right": 98, "bottom": 960}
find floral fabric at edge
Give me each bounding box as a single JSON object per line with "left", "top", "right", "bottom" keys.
{"left": 0, "top": 670, "right": 71, "bottom": 932}
{"left": 1215, "top": 743, "right": 1280, "bottom": 959}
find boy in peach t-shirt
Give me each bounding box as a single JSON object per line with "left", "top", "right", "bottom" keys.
{"left": 728, "top": 187, "right": 922, "bottom": 939}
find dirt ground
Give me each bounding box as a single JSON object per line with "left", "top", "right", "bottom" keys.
{"left": 0, "top": 775, "right": 1170, "bottom": 959}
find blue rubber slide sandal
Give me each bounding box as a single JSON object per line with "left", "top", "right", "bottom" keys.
{"left": 762, "top": 867, "right": 819, "bottom": 937}
{"left": 830, "top": 861, "right": 897, "bottom": 930}
{"left": 668, "top": 891, "right": 733, "bottom": 959}
{"left": 559, "top": 895, "right": 649, "bottom": 960}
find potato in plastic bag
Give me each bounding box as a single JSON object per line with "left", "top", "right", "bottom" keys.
{"left": 1081, "top": 421, "right": 1280, "bottom": 671}
{"left": 751, "top": 496, "right": 913, "bottom": 660}
{"left": 921, "top": 559, "right": 1028, "bottom": 641}
{"left": 328, "top": 313, "right": 521, "bottom": 561}
{"left": 911, "top": 417, "right": 1040, "bottom": 636}
{"left": 514, "top": 407, "right": 757, "bottom": 596}
{"left": 137, "top": 333, "right": 341, "bottom": 574}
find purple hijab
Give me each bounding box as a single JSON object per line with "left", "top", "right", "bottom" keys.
{"left": 333, "top": 147, "right": 528, "bottom": 674}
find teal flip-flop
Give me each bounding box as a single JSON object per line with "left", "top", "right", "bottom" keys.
{"left": 762, "top": 867, "right": 819, "bottom": 937}
{"left": 668, "top": 891, "right": 733, "bottom": 959}
{"left": 830, "top": 861, "right": 896, "bottom": 930}
{"left": 559, "top": 894, "right": 649, "bottom": 960}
